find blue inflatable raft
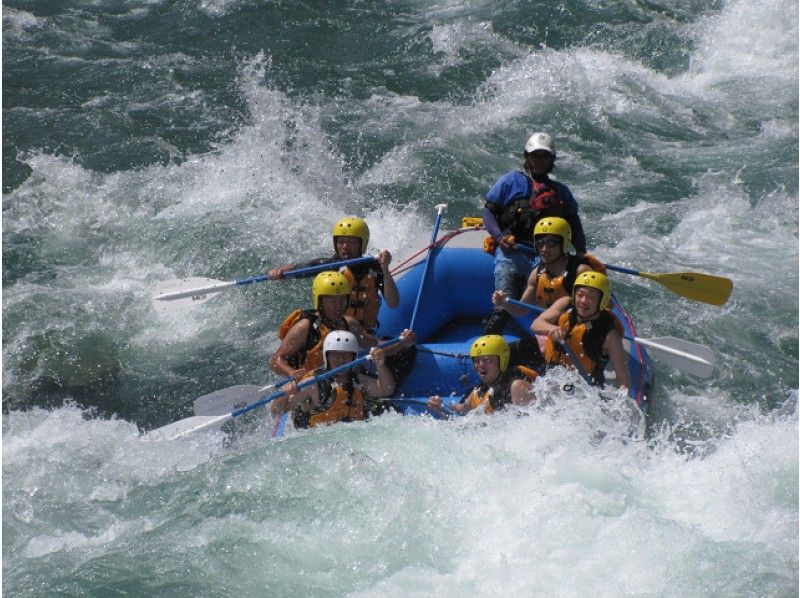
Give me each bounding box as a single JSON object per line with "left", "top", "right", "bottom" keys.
{"left": 373, "top": 227, "right": 655, "bottom": 416}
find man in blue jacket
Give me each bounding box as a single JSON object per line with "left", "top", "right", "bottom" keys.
{"left": 482, "top": 132, "right": 587, "bottom": 334}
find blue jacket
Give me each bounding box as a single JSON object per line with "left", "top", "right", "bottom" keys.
{"left": 482, "top": 171, "right": 587, "bottom": 253}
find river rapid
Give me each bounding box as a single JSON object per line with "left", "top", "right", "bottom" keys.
{"left": 3, "top": 0, "right": 798, "bottom": 595}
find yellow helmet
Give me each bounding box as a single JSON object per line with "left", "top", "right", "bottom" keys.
{"left": 534, "top": 217, "right": 572, "bottom": 253}
{"left": 573, "top": 271, "right": 612, "bottom": 311}
{"left": 312, "top": 271, "right": 351, "bottom": 310}
{"left": 332, "top": 217, "right": 369, "bottom": 252}
{"left": 470, "top": 335, "right": 511, "bottom": 373}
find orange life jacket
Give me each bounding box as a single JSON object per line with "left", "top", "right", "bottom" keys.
{"left": 340, "top": 265, "right": 381, "bottom": 331}
{"left": 293, "top": 378, "right": 366, "bottom": 428}
{"left": 277, "top": 309, "right": 348, "bottom": 372}
{"left": 543, "top": 308, "right": 624, "bottom": 385}
{"left": 533, "top": 253, "right": 607, "bottom": 307}
{"left": 463, "top": 365, "right": 538, "bottom": 414}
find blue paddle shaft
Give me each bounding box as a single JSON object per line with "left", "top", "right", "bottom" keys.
{"left": 409, "top": 206, "right": 447, "bottom": 331}
{"left": 603, "top": 264, "right": 640, "bottom": 276}
{"left": 234, "top": 256, "right": 377, "bottom": 286}
{"left": 231, "top": 337, "right": 402, "bottom": 418}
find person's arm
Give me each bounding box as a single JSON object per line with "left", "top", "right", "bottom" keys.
{"left": 531, "top": 296, "right": 571, "bottom": 341}
{"left": 270, "top": 380, "right": 321, "bottom": 418}
{"left": 482, "top": 205, "right": 504, "bottom": 243}
{"left": 350, "top": 321, "right": 415, "bottom": 357}
{"left": 346, "top": 317, "right": 378, "bottom": 349}
{"left": 269, "top": 319, "right": 312, "bottom": 380}
{"left": 377, "top": 250, "right": 400, "bottom": 308}
{"left": 603, "top": 329, "right": 630, "bottom": 390}
{"left": 427, "top": 395, "right": 469, "bottom": 416}
{"left": 268, "top": 256, "right": 336, "bottom": 280}
{"left": 510, "top": 378, "right": 535, "bottom": 406}
{"left": 359, "top": 347, "right": 395, "bottom": 398}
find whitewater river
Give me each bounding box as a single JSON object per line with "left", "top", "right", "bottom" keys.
{"left": 3, "top": 0, "right": 797, "bottom": 595}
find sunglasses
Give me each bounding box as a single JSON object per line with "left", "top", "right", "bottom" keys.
{"left": 534, "top": 238, "right": 561, "bottom": 249}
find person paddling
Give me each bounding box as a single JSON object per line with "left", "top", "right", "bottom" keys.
{"left": 271, "top": 331, "right": 395, "bottom": 428}
{"left": 427, "top": 335, "right": 537, "bottom": 416}
{"left": 532, "top": 271, "right": 630, "bottom": 389}
{"left": 268, "top": 216, "right": 399, "bottom": 333}
{"left": 491, "top": 217, "right": 604, "bottom": 369}
{"left": 482, "top": 132, "right": 587, "bottom": 335}
{"left": 270, "top": 271, "right": 414, "bottom": 381}
{"left": 492, "top": 217, "right": 604, "bottom": 312}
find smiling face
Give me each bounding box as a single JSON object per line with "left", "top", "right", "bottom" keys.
{"left": 573, "top": 285, "right": 602, "bottom": 319}
{"left": 472, "top": 354, "right": 502, "bottom": 385}
{"left": 334, "top": 235, "right": 363, "bottom": 259}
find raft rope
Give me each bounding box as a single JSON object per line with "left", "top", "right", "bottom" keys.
{"left": 389, "top": 225, "right": 482, "bottom": 277}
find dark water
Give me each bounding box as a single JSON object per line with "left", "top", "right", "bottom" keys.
{"left": 3, "top": 0, "right": 798, "bottom": 595}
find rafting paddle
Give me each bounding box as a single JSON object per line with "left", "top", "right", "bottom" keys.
{"left": 145, "top": 338, "right": 402, "bottom": 440}
{"left": 601, "top": 264, "right": 732, "bottom": 306}
{"left": 506, "top": 298, "right": 715, "bottom": 378}
{"left": 409, "top": 204, "right": 447, "bottom": 331}
{"left": 513, "top": 242, "right": 733, "bottom": 307}
{"left": 152, "top": 255, "right": 379, "bottom": 312}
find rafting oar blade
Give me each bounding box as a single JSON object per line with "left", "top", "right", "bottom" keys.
{"left": 152, "top": 256, "right": 379, "bottom": 311}
{"left": 193, "top": 377, "right": 295, "bottom": 416}
{"left": 628, "top": 336, "right": 715, "bottom": 379}
{"left": 193, "top": 385, "right": 265, "bottom": 416}
{"left": 145, "top": 413, "right": 234, "bottom": 441}
{"left": 409, "top": 204, "right": 447, "bottom": 331}
{"left": 638, "top": 271, "right": 732, "bottom": 306}
{"left": 603, "top": 264, "right": 733, "bottom": 306}
{"left": 145, "top": 337, "right": 403, "bottom": 441}
{"left": 152, "top": 277, "right": 232, "bottom": 312}
{"left": 511, "top": 248, "right": 733, "bottom": 307}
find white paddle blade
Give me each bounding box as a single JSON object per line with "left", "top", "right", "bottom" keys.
{"left": 143, "top": 413, "right": 233, "bottom": 441}
{"left": 193, "top": 385, "right": 265, "bottom": 416}
{"left": 152, "top": 277, "right": 232, "bottom": 312}
{"left": 632, "top": 336, "right": 715, "bottom": 379}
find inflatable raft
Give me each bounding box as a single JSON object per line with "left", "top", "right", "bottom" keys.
{"left": 373, "top": 227, "right": 655, "bottom": 415}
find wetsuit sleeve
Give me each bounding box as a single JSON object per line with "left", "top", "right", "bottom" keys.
{"left": 482, "top": 206, "right": 504, "bottom": 242}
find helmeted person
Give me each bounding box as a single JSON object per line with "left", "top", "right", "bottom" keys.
{"left": 268, "top": 217, "right": 400, "bottom": 333}
{"left": 271, "top": 331, "right": 396, "bottom": 428}
{"left": 532, "top": 271, "right": 630, "bottom": 389}
{"left": 427, "top": 335, "right": 537, "bottom": 417}
{"left": 492, "top": 217, "right": 605, "bottom": 313}
{"left": 483, "top": 133, "right": 587, "bottom": 335}
{"left": 270, "top": 270, "right": 414, "bottom": 382}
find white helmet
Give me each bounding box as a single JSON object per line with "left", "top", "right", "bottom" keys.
{"left": 322, "top": 330, "right": 359, "bottom": 368}
{"left": 524, "top": 132, "right": 555, "bottom": 156}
